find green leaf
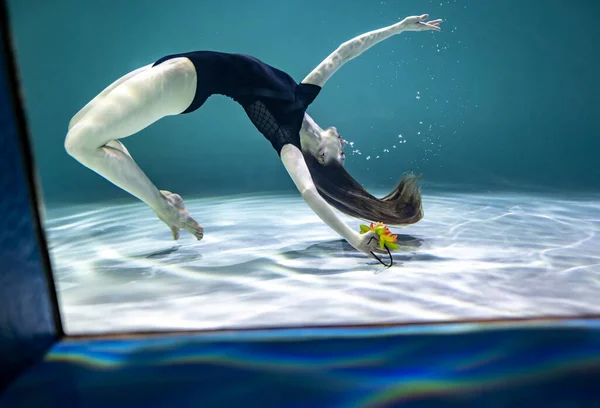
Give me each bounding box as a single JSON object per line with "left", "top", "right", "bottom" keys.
{"left": 379, "top": 238, "right": 385, "bottom": 249}
{"left": 374, "top": 226, "right": 385, "bottom": 235}
{"left": 359, "top": 224, "right": 370, "bottom": 234}
{"left": 386, "top": 242, "right": 400, "bottom": 250}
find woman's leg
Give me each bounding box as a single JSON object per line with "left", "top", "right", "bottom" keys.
{"left": 68, "top": 63, "right": 154, "bottom": 131}
{"left": 64, "top": 57, "right": 203, "bottom": 240}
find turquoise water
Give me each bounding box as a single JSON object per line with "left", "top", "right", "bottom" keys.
{"left": 6, "top": 0, "right": 600, "bottom": 334}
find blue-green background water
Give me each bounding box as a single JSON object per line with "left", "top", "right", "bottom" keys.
{"left": 8, "top": 0, "right": 600, "bottom": 204}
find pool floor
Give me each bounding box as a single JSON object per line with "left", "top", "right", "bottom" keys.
{"left": 43, "top": 190, "right": 600, "bottom": 334}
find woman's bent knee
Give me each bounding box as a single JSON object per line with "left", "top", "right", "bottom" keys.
{"left": 64, "top": 124, "right": 97, "bottom": 158}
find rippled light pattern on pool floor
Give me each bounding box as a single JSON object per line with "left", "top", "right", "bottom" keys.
{"left": 44, "top": 191, "right": 600, "bottom": 334}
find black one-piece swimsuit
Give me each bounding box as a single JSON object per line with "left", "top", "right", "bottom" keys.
{"left": 153, "top": 51, "right": 322, "bottom": 155}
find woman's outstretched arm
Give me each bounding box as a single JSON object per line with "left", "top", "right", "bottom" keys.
{"left": 302, "top": 14, "right": 442, "bottom": 87}
{"left": 280, "top": 144, "right": 383, "bottom": 257}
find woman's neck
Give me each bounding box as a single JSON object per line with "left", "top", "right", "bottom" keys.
{"left": 300, "top": 113, "right": 322, "bottom": 154}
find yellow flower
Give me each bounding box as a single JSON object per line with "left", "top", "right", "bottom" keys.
{"left": 359, "top": 222, "right": 399, "bottom": 251}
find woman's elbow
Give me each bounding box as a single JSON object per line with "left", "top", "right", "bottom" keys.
{"left": 300, "top": 185, "right": 318, "bottom": 200}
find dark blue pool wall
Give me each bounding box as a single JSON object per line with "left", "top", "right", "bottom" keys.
{"left": 3, "top": 323, "right": 600, "bottom": 408}
{"left": 0, "top": 0, "right": 61, "bottom": 393}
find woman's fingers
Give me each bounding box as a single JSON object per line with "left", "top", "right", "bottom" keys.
{"left": 419, "top": 21, "right": 442, "bottom": 31}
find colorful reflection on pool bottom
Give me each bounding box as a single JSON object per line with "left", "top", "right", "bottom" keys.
{"left": 2, "top": 321, "right": 600, "bottom": 407}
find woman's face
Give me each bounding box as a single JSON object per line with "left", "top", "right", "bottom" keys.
{"left": 316, "top": 126, "right": 347, "bottom": 166}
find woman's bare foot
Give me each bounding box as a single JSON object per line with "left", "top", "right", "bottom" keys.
{"left": 155, "top": 190, "right": 204, "bottom": 240}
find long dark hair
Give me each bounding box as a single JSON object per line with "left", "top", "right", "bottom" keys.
{"left": 303, "top": 152, "right": 424, "bottom": 226}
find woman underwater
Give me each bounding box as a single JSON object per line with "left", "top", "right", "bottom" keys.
{"left": 64, "top": 14, "right": 442, "bottom": 260}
